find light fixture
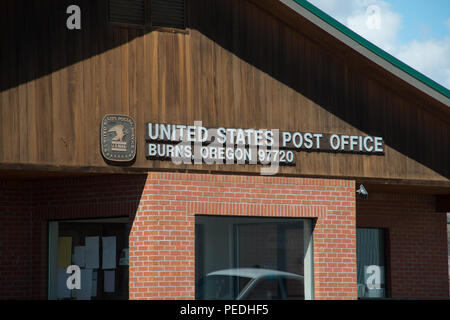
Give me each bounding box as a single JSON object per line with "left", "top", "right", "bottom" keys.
{"left": 356, "top": 184, "right": 368, "bottom": 200}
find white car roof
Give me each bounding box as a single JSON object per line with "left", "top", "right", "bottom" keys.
{"left": 207, "top": 268, "right": 304, "bottom": 280}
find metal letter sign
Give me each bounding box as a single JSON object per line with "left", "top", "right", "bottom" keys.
{"left": 101, "top": 114, "right": 136, "bottom": 162}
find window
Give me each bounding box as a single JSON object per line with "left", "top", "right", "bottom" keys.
{"left": 244, "top": 278, "right": 283, "bottom": 300}
{"left": 47, "top": 217, "right": 130, "bottom": 300}
{"left": 356, "top": 228, "right": 387, "bottom": 298}
{"left": 283, "top": 276, "right": 305, "bottom": 300}
{"left": 195, "top": 216, "right": 314, "bottom": 300}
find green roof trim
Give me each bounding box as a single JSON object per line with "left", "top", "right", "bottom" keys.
{"left": 293, "top": 0, "right": 450, "bottom": 99}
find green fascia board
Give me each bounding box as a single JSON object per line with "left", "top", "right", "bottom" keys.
{"left": 293, "top": 0, "right": 450, "bottom": 99}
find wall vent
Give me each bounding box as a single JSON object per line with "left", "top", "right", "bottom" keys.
{"left": 109, "top": 0, "right": 146, "bottom": 26}
{"left": 151, "top": 0, "right": 185, "bottom": 29}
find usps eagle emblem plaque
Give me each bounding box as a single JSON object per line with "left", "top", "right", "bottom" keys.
{"left": 101, "top": 114, "right": 136, "bottom": 162}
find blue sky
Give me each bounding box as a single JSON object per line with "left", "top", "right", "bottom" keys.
{"left": 307, "top": 0, "right": 450, "bottom": 89}
{"left": 388, "top": 0, "right": 450, "bottom": 41}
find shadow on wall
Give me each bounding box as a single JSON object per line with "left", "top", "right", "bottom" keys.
{"left": 186, "top": 0, "right": 449, "bottom": 179}
{"left": 0, "top": 180, "right": 33, "bottom": 299}
{"left": 0, "top": 0, "right": 145, "bottom": 93}
{"left": 0, "top": 174, "right": 147, "bottom": 299}
{"left": 0, "top": 0, "right": 448, "bottom": 179}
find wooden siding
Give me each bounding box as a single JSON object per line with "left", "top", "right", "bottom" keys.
{"left": 0, "top": 0, "right": 449, "bottom": 186}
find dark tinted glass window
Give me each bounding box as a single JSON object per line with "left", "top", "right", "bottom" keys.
{"left": 282, "top": 277, "right": 304, "bottom": 300}
{"left": 49, "top": 218, "right": 130, "bottom": 300}
{"left": 356, "top": 228, "right": 386, "bottom": 298}
{"left": 244, "top": 278, "right": 282, "bottom": 300}
{"left": 195, "top": 216, "right": 310, "bottom": 300}
{"left": 196, "top": 275, "right": 251, "bottom": 300}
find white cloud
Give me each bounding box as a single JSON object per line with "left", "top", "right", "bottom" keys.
{"left": 308, "top": 0, "right": 450, "bottom": 89}
{"left": 394, "top": 38, "right": 450, "bottom": 89}
{"left": 445, "top": 69, "right": 450, "bottom": 89}
{"left": 446, "top": 18, "right": 450, "bottom": 32}
{"left": 307, "top": 0, "right": 357, "bottom": 23}
{"left": 345, "top": 2, "right": 401, "bottom": 53}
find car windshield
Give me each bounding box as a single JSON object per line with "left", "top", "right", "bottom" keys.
{"left": 196, "top": 275, "right": 252, "bottom": 300}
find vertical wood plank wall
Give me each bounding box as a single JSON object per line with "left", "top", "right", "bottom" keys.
{"left": 0, "top": 0, "right": 448, "bottom": 183}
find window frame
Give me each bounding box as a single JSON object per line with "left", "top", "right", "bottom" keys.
{"left": 47, "top": 216, "right": 130, "bottom": 300}
{"left": 194, "top": 215, "right": 314, "bottom": 300}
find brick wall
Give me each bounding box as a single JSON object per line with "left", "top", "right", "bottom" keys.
{"left": 0, "top": 175, "right": 146, "bottom": 299}
{"left": 130, "top": 172, "right": 357, "bottom": 300}
{"left": 1, "top": 172, "right": 357, "bottom": 300}
{"left": 448, "top": 213, "right": 450, "bottom": 297}
{"left": 0, "top": 180, "right": 33, "bottom": 299}
{"left": 31, "top": 174, "right": 147, "bottom": 299}
{"left": 357, "top": 193, "right": 449, "bottom": 299}
{"left": 0, "top": 175, "right": 151, "bottom": 299}
{"left": 2, "top": 173, "right": 449, "bottom": 300}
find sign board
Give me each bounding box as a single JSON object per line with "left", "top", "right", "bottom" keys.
{"left": 144, "top": 122, "right": 384, "bottom": 165}
{"left": 100, "top": 115, "right": 136, "bottom": 162}
{"left": 100, "top": 117, "right": 385, "bottom": 166}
